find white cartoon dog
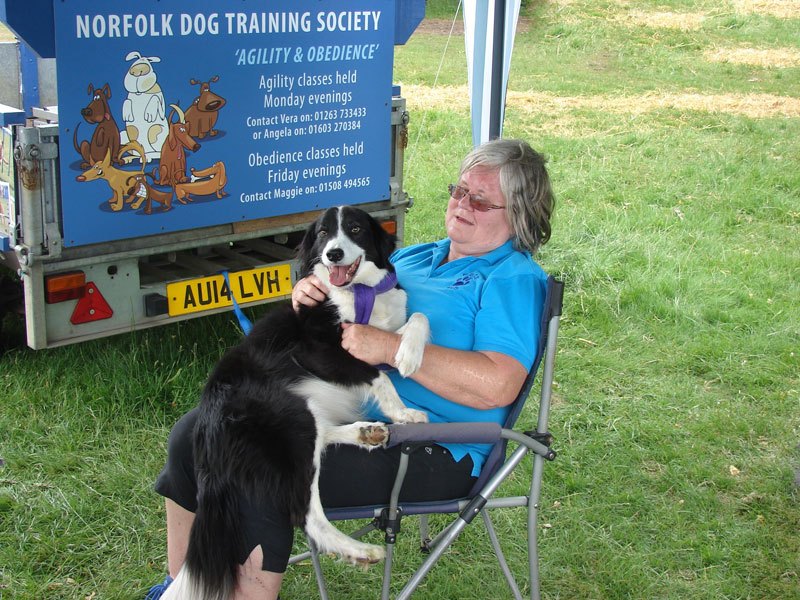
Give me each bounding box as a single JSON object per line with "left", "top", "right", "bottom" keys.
{"left": 120, "top": 51, "right": 169, "bottom": 162}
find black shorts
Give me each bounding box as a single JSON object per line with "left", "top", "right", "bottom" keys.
{"left": 155, "top": 408, "right": 477, "bottom": 572}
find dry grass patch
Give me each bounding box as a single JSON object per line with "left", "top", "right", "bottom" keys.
{"left": 622, "top": 10, "right": 707, "bottom": 31}
{"left": 402, "top": 84, "right": 800, "bottom": 120}
{"left": 550, "top": 1, "right": 708, "bottom": 30}
{"left": 733, "top": 0, "right": 800, "bottom": 19}
{"left": 705, "top": 46, "right": 800, "bottom": 68}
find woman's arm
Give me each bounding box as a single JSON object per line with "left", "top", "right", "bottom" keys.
{"left": 413, "top": 344, "right": 528, "bottom": 409}
{"left": 340, "top": 323, "right": 527, "bottom": 410}
{"left": 293, "top": 275, "right": 528, "bottom": 409}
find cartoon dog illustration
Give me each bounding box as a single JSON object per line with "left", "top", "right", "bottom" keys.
{"left": 121, "top": 51, "right": 169, "bottom": 162}
{"left": 184, "top": 76, "right": 226, "bottom": 139}
{"left": 125, "top": 173, "right": 173, "bottom": 214}
{"left": 75, "top": 141, "right": 146, "bottom": 212}
{"left": 174, "top": 161, "right": 228, "bottom": 204}
{"left": 73, "top": 83, "right": 122, "bottom": 170}
{"left": 152, "top": 104, "right": 200, "bottom": 189}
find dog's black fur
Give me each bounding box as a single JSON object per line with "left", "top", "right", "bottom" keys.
{"left": 180, "top": 206, "right": 414, "bottom": 599}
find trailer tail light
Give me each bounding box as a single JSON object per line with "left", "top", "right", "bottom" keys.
{"left": 45, "top": 272, "right": 86, "bottom": 303}
{"left": 380, "top": 219, "right": 397, "bottom": 235}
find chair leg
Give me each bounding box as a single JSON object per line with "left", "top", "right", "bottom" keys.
{"left": 423, "top": 519, "right": 458, "bottom": 553}
{"left": 528, "top": 453, "right": 546, "bottom": 600}
{"left": 381, "top": 541, "right": 395, "bottom": 600}
{"left": 395, "top": 515, "right": 469, "bottom": 600}
{"left": 481, "top": 510, "right": 524, "bottom": 600}
{"left": 309, "top": 540, "right": 330, "bottom": 600}
{"left": 419, "top": 515, "right": 432, "bottom": 552}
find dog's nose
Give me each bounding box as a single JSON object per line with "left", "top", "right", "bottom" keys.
{"left": 326, "top": 248, "right": 344, "bottom": 263}
{"left": 81, "top": 108, "right": 93, "bottom": 117}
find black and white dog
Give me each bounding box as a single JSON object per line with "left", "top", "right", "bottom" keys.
{"left": 164, "top": 206, "right": 429, "bottom": 600}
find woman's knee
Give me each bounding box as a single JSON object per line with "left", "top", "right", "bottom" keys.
{"left": 235, "top": 545, "right": 283, "bottom": 600}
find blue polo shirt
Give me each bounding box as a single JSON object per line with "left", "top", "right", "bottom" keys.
{"left": 372, "top": 238, "right": 548, "bottom": 475}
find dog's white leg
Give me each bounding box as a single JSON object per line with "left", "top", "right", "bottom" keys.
{"left": 393, "top": 312, "right": 430, "bottom": 377}
{"left": 305, "top": 429, "right": 386, "bottom": 565}
{"left": 324, "top": 421, "right": 389, "bottom": 449}
{"left": 369, "top": 372, "right": 428, "bottom": 424}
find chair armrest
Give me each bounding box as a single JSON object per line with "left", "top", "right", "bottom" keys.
{"left": 387, "top": 422, "right": 556, "bottom": 461}
{"left": 386, "top": 422, "right": 502, "bottom": 447}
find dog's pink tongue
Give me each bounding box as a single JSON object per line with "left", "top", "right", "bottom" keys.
{"left": 328, "top": 266, "right": 350, "bottom": 287}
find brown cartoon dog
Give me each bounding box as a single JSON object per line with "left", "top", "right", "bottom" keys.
{"left": 73, "top": 83, "right": 122, "bottom": 170}
{"left": 152, "top": 104, "right": 200, "bottom": 188}
{"left": 126, "top": 173, "right": 173, "bottom": 214}
{"left": 184, "top": 76, "right": 226, "bottom": 139}
{"left": 75, "top": 141, "right": 145, "bottom": 212}
{"left": 174, "top": 162, "right": 228, "bottom": 204}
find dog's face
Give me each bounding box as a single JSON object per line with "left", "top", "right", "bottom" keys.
{"left": 190, "top": 162, "right": 224, "bottom": 180}
{"left": 81, "top": 84, "right": 111, "bottom": 124}
{"left": 126, "top": 174, "right": 147, "bottom": 196}
{"left": 75, "top": 149, "right": 113, "bottom": 183}
{"left": 124, "top": 53, "right": 160, "bottom": 94}
{"left": 298, "top": 206, "right": 397, "bottom": 288}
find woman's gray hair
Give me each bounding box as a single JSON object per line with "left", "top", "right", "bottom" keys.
{"left": 460, "top": 138, "right": 555, "bottom": 254}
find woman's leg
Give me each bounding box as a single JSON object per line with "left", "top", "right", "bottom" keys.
{"left": 319, "top": 443, "right": 476, "bottom": 507}
{"left": 235, "top": 545, "right": 284, "bottom": 600}
{"left": 157, "top": 410, "right": 290, "bottom": 599}
{"left": 165, "top": 498, "right": 194, "bottom": 579}
{"left": 164, "top": 499, "right": 284, "bottom": 600}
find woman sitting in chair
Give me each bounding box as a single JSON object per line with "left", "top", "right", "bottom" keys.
{"left": 149, "top": 138, "right": 555, "bottom": 599}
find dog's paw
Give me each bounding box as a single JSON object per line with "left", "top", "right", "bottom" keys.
{"left": 394, "top": 339, "right": 424, "bottom": 377}
{"left": 394, "top": 313, "right": 429, "bottom": 377}
{"left": 334, "top": 543, "right": 386, "bottom": 567}
{"left": 391, "top": 408, "right": 429, "bottom": 424}
{"left": 357, "top": 422, "right": 389, "bottom": 448}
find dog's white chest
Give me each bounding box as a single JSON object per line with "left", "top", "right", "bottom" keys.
{"left": 367, "top": 289, "right": 408, "bottom": 331}
{"left": 330, "top": 287, "right": 407, "bottom": 331}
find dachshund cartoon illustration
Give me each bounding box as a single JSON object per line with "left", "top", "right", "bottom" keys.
{"left": 184, "top": 76, "right": 226, "bottom": 139}
{"left": 121, "top": 51, "right": 169, "bottom": 162}
{"left": 174, "top": 162, "right": 228, "bottom": 204}
{"left": 151, "top": 104, "right": 200, "bottom": 188}
{"left": 73, "top": 83, "right": 122, "bottom": 170}
{"left": 75, "top": 141, "right": 146, "bottom": 212}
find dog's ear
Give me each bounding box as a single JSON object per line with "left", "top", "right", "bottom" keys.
{"left": 296, "top": 218, "right": 322, "bottom": 277}
{"left": 368, "top": 216, "right": 397, "bottom": 270}
{"left": 102, "top": 84, "right": 112, "bottom": 100}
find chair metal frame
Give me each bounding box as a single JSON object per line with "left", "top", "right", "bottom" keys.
{"left": 290, "top": 277, "right": 564, "bottom": 600}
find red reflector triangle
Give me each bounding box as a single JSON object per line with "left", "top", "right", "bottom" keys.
{"left": 70, "top": 282, "right": 113, "bottom": 324}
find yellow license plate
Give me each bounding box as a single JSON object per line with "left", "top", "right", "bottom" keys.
{"left": 167, "top": 264, "right": 293, "bottom": 317}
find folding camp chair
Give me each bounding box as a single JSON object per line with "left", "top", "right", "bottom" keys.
{"left": 290, "top": 276, "right": 564, "bottom": 600}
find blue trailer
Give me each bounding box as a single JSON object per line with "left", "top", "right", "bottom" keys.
{"left": 0, "top": 0, "right": 424, "bottom": 348}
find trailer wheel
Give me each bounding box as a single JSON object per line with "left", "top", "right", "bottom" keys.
{"left": 0, "top": 273, "right": 24, "bottom": 353}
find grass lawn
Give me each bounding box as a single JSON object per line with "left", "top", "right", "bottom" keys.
{"left": 2, "top": 0, "right": 799, "bottom": 598}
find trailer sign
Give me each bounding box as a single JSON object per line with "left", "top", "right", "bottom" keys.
{"left": 52, "top": 0, "right": 395, "bottom": 247}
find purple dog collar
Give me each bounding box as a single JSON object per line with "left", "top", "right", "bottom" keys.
{"left": 353, "top": 272, "right": 398, "bottom": 324}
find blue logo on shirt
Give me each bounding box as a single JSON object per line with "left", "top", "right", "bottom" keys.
{"left": 450, "top": 272, "right": 480, "bottom": 289}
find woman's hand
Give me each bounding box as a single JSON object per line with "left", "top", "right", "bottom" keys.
{"left": 340, "top": 323, "right": 401, "bottom": 367}
{"left": 292, "top": 275, "right": 329, "bottom": 312}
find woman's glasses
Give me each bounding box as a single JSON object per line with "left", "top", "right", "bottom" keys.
{"left": 448, "top": 184, "right": 505, "bottom": 212}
